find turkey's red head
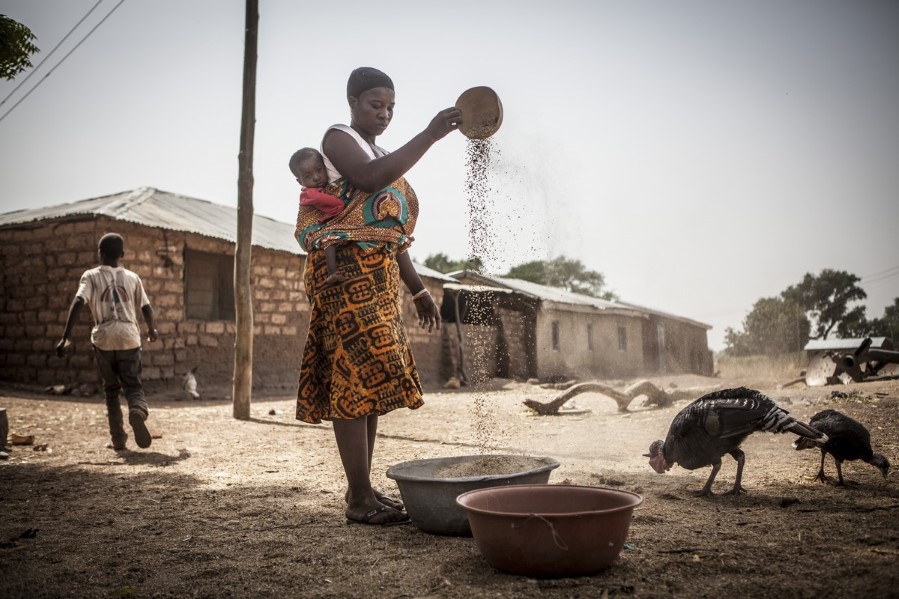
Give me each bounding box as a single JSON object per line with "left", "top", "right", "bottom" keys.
{"left": 645, "top": 440, "right": 670, "bottom": 474}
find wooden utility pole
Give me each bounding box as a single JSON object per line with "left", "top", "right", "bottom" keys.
{"left": 233, "top": 0, "right": 258, "bottom": 420}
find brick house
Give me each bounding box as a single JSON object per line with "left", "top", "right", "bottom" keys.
{"left": 445, "top": 271, "right": 713, "bottom": 381}
{"left": 0, "top": 188, "right": 453, "bottom": 392}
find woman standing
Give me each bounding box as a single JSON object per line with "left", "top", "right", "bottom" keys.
{"left": 295, "top": 67, "right": 462, "bottom": 525}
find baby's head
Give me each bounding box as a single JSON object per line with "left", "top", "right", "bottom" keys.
{"left": 289, "top": 147, "right": 327, "bottom": 188}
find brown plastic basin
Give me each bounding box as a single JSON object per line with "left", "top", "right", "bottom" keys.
{"left": 456, "top": 484, "right": 643, "bottom": 577}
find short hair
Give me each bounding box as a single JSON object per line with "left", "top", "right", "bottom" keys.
{"left": 289, "top": 147, "right": 323, "bottom": 178}
{"left": 346, "top": 67, "right": 394, "bottom": 99}
{"left": 98, "top": 233, "right": 124, "bottom": 258}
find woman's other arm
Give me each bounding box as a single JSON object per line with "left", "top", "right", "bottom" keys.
{"left": 397, "top": 251, "right": 440, "bottom": 332}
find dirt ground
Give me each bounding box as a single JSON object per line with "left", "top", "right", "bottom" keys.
{"left": 1, "top": 372, "right": 897, "bottom": 599}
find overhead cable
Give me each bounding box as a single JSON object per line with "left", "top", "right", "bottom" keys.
{"left": 0, "top": 0, "right": 106, "bottom": 110}
{"left": 0, "top": 0, "right": 127, "bottom": 125}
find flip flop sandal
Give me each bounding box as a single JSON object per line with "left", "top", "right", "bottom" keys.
{"left": 344, "top": 491, "right": 405, "bottom": 512}
{"left": 376, "top": 494, "right": 404, "bottom": 511}
{"left": 346, "top": 506, "right": 411, "bottom": 527}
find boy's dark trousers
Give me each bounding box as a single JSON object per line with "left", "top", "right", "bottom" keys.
{"left": 92, "top": 346, "right": 148, "bottom": 446}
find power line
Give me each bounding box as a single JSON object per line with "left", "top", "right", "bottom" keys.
{"left": 0, "top": 0, "right": 106, "bottom": 110}
{"left": 862, "top": 266, "right": 899, "bottom": 285}
{"left": 0, "top": 0, "right": 126, "bottom": 125}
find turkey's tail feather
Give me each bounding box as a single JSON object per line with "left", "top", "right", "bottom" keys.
{"left": 760, "top": 406, "right": 828, "bottom": 443}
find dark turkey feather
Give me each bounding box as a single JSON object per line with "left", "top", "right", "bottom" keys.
{"left": 794, "top": 409, "right": 890, "bottom": 485}
{"left": 647, "top": 387, "right": 827, "bottom": 496}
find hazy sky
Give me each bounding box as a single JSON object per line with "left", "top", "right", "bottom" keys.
{"left": 1, "top": 0, "right": 897, "bottom": 350}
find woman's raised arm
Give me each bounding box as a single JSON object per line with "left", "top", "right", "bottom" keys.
{"left": 324, "top": 107, "right": 462, "bottom": 192}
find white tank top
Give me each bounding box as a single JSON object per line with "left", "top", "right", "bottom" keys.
{"left": 320, "top": 124, "right": 388, "bottom": 183}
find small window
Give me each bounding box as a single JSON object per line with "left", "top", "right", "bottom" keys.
{"left": 551, "top": 321, "right": 560, "bottom": 351}
{"left": 587, "top": 323, "right": 594, "bottom": 351}
{"left": 617, "top": 326, "right": 627, "bottom": 352}
{"left": 184, "top": 249, "right": 235, "bottom": 321}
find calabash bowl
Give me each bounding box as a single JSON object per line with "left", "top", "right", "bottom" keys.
{"left": 455, "top": 86, "right": 503, "bottom": 139}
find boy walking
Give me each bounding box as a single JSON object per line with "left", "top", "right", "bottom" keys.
{"left": 56, "top": 233, "right": 158, "bottom": 450}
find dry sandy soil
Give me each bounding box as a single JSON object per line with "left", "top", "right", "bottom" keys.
{"left": 1, "top": 372, "right": 897, "bottom": 599}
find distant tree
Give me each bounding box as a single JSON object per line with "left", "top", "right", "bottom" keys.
{"left": 835, "top": 305, "right": 874, "bottom": 339}
{"left": 781, "top": 269, "right": 867, "bottom": 340}
{"left": 723, "top": 326, "right": 751, "bottom": 357}
{"left": 421, "top": 252, "right": 483, "bottom": 274}
{"left": 505, "top": 256, "right": 617, "bottom": 300}
{"left": 867, "top": 298, "right": 899, "bottom": 343}
{"left": 0, "top": 15, "right": 39, "bottom": 80}
{"left": 724, "top": 297, "right": 810, "bottom": 356}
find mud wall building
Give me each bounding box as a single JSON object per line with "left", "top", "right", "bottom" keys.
{"left": 445, "top": 271, "right": 713, "bottom": 381}
{"left": 0, "top": 188, "right": 451, "bottom": 391}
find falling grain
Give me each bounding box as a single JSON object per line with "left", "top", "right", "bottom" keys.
{"left": 465, "top": 138, "right": 500, "bottom": 453}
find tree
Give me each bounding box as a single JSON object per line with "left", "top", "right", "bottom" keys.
{"left": 724, "top": 296, "right": 811, "bottom": 356}
{"left": 421, "top": 252, "right": 483, "bottom": 274}
{"left": 0, "top": 15, "right": 39, "bottom": 80}
{"left": 867, "top": 298, "right": 899, "bottom": 343}
{"left": 505, "top": 256, "right": 617, "bottom": 300}
{"left": 781, "top": 269, "right": 866, "bottom": 340}
{"left": 835, "top": 305, "right": 874, "bottom": 339}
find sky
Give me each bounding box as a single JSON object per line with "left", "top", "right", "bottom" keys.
{"left": 1, "top": 0, "right": 898, "bottom": 351}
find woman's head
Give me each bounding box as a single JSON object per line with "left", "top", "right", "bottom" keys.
{"left": 347, "top": 67, "right": 395, "bottom": 139}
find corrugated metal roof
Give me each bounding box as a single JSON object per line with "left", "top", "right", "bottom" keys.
{"left": 0, "top": 187, "right": 304, "bottom": 255}
{"left": 804, "top": 337, "right": 890, "bottom": 351}
{"left": 448, "top": 270, "right": 626, "bottom": 309}
{"left": 0, "top": 187, "right": 446, "bottom": 280}
{"left": 448, "top": 269, "right": 712, "bottom": 329}
{"left": 411, "top": 262, "right": 458, "bottom": 283}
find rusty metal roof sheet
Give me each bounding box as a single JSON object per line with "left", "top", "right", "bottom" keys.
{"left": 0, "top": 187, "right": 303, "bottom": 255}
{"left": 0, "top": 187, "right": 448, "bottom": 280}
{"left": 448, "top": 269, "right": 712, "bottom": 330}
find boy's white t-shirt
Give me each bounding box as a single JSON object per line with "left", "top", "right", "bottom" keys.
{"left": 76, "top": 265, "right": 150, "bottom": 351}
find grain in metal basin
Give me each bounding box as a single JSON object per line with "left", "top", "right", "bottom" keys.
{"left": 386, "top": 454, "right": 559, "bottom": 536}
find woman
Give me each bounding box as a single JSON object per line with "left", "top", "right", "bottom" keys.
{"left": 295, "top": 67, "right": 462, "bottom": 525}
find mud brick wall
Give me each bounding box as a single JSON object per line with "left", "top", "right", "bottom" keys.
{"left": 0, "top": 216, "right": 308, "bottom": 391}
{"left": 496, "top": 307, "right": 531, "bottom": 379}
{"left": 0, "top": 215, "right": 451, "bottom": 392}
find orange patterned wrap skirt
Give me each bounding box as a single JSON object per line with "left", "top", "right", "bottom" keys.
{"left": 295, "top": 243, "right": 424, "bottom": 423}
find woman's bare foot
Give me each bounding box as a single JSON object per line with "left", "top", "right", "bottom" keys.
{"left": 345, "top": 489, "right": 404, "bottom": 511}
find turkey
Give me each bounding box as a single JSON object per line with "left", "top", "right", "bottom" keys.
{"left": 645, "top": 387, "right": 828, "bottom": 496}
{"left": 793, "top": 409, "right": 890, "bottom": 485}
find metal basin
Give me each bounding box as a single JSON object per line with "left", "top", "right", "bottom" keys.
{"left": 385, "top": 454, "right": 559, "bottom": 536}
